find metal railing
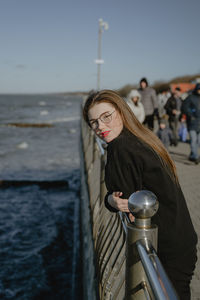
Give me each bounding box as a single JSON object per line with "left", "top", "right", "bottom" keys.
{"left": 81, "top": 113, "right": 179, "bottom": 300}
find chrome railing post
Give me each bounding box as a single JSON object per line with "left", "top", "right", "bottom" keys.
{"left": 125, "top": 190, "right": 159, "bottom": 300}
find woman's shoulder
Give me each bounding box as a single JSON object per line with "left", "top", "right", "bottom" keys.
{"left": 108, "top": 128, "right": 150, "bottom": 155}
{"left": 108, "top": 128, "right": 136, "bottom": 144}
{"left": 107, "top": 128, "right": 164, "bottom": 173}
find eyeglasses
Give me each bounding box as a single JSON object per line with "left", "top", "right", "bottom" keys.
{"left": 89, "top": 110, "right": 115, "bottom": 130}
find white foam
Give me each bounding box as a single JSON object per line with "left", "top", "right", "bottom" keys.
{"left": 39, "top": 101, "right": 46, "bottom": 106}
{"left": 17, "top": 142, "right": 29, "bottom": 149}
{"left": 48, "top": 116, "right": 80, "bottom": 123}
{"left": 68, "top": 129, "right": 77, "bottom": 134}
{"left": 40, "top": 110, "right": 49, "bottom": 116}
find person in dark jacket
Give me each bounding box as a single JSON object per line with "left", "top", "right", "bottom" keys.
{"left": 164, "top": 87, "right": 182, "bottom": 146}
{"left": 83, "top": 89, "right": 197, "bottom": 300}
{"left": 181, "top": 83, "right": 200, "bottom": 164}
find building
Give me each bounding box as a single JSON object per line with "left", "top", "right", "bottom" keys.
{"left": 170, "top": 83, "right": 196, "bottom": 94}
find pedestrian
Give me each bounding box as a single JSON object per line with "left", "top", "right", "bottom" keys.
{"left": 138, "top": 77, "right": 159, "bottom": 130}
{"left": 156, "top": 118, "right": 173, "bottom": 150}
{"left": 83, "top": 89, "right": 197, "bottom": 300}
{"left": 158, "top": 89, "right": 171, "bottom": 119}
{"left": 126, "top": 89, "right": 145, "bottom": 123}
{"left": 164, "top": 87, "right": 182, "bottom": 146}
{"left": 181, "top": 83, "right": 200, "bottom": 164}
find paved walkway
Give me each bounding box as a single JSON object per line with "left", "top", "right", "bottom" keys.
{"left": 168, "top": 142, "right": 200, "bottom": 300}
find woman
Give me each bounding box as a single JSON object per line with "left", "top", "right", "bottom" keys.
{"left": 83, "top": 90, "right": 197, "bottom": 300}
{"left": 126, "top": 89, "right": 145, "bottom": 123}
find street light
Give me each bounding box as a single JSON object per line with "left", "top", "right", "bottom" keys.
{"left": 94, "top": 18, "right": 109, "bottom": 90}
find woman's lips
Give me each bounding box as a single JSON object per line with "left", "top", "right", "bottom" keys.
{"left": 101, "top": 131, "right": 110, "bottom": 138}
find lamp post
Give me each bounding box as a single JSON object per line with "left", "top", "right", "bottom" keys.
{"left": 95, "top": 18, "right": 108, "bottom": 90}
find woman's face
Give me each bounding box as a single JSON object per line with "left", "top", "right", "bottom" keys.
{"left": 140, "top": 81, "right": 147, "bottom": 89}
{"left": 132, "top": 96, "right": 139, "bottom": 103}
{"left": 88, "top": 102, "right": 123, "bottom": 143}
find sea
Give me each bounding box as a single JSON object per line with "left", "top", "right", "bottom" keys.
{"left": 0, "top": 94, "right": 82, "bottom": 300}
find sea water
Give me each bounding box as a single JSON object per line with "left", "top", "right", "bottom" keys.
{"left": 0, "top": 94, "right": 82, "bottom": 299}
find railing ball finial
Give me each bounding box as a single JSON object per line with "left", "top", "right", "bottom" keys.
{"left": 128, "top": 190, "right": 159, "bottom": 227}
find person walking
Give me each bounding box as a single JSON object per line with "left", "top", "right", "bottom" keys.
{"left": 158, "top": 89, "right": 171, "bottom": 119}
{"left": 83, "top": 89, "right": 197, "bottom": 300}
{"left": 181, "top": 83, "right": 200, "bottom": 164}
{"left": 126, "top": 89, "right": 145, "bottom": 123}
{"left": 164, "top": 87, "right": 182, "bottom": 146}
{"left": 138, "top": 77, "right": 159, "bottom": 130}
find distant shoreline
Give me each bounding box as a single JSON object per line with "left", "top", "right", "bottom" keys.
{"left": 0, "top": 91, "right": 89, "bottom": 96}
{"left": 1, "top": 72, "right": 200, "bottom": 96}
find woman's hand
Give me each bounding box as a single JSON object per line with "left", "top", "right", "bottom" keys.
{"left": 108, "top": 191, "right": 135, "bottom": 223}
{"left": 108, "top": 191, "right": 130, "bottom": 212}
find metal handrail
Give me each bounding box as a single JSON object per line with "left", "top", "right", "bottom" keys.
{"left": 136, "top": 240, "right": 178, "bottom": 300}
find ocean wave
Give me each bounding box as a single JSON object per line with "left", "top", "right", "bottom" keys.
{"left": 17, "top": 142, "right": 29, "bottom": 149}
{"left": 40, "top": 110, "right": 49, "bottom": 116}
{"left": 39, "top": 101, "right": 46, "bottom": 106}
{"left": 48, "top": 116, "right": 80, "bottom": 123}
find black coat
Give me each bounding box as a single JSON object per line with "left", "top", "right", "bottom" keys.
{"left": 164, "top": 96, "right": 182, "bottom": 121}
{"left": 181, "top": 93, "right": 200, "bottom": 132}
{"left": 104, "top": 128, "right": 197, "bottom": 264}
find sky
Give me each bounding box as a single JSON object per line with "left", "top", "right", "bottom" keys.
{"left": 0, "top": 0, "right": 200, "bottom": 94}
